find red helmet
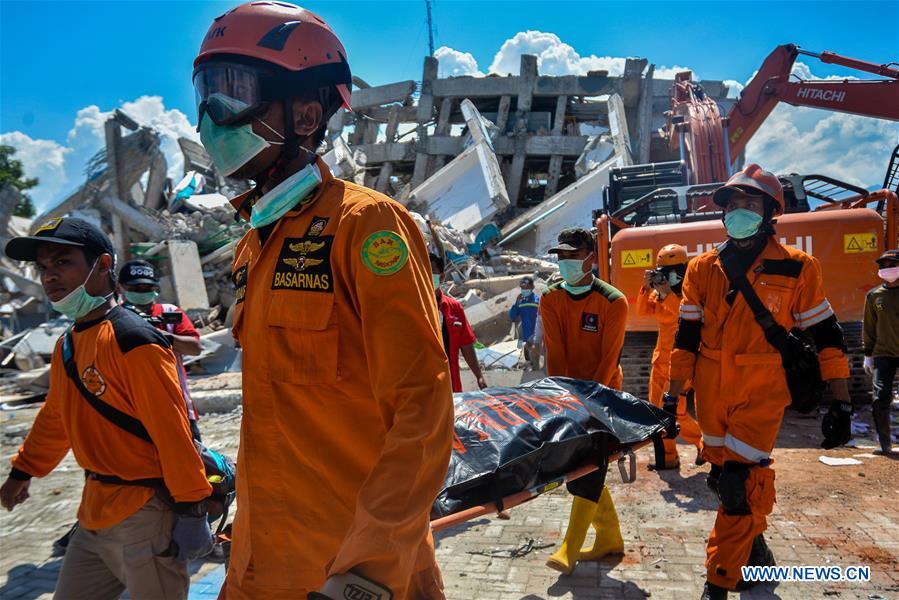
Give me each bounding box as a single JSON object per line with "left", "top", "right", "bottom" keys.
{"left": 194, "top": 2, "right": 352, "bottom": 115}
{"left": 656, "top": 244, "right": 688, "bottom": 267}
{"left": 712, "top": 163, "right": 785, "bottom": 216}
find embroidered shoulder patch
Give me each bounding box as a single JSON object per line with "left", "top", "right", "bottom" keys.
{"left": 361, "top": 231, "right": 408, "bottom": 276}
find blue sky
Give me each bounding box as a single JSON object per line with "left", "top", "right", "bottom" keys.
{"left": 2, "top": 0, "right": 898, "bottom": 211}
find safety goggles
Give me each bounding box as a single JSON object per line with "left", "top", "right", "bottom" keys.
{"left": 193, "top": 61, "right": 274, "bottom": 128}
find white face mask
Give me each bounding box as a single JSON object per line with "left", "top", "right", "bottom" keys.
{"left": 49, "top": 260, "right": 113, "bottom": 320}
{"left": 878, "top": 266, "right": 899, "bottom": 283}
{"left": 250, "top": 162, "right": 322, "bottom": 229}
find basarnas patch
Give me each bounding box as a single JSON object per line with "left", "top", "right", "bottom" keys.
{"left": 361, "top": 230, "right": 408, "bottom": 276}
{"left": 271, "top": 236, "right": 333, "bottom": 293}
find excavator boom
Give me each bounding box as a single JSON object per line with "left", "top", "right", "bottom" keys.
{"left": 727, "top": 44, "right": 899, "bottom": 162}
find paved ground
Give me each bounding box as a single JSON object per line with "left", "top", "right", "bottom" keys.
{"left": 1, "top": 371, "right": 897, "bottom": 600}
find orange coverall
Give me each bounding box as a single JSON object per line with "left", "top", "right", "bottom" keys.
{"left": 10, "top": 306, "right": 211, "bottom": 529}
{"left": 225, "top": 160, "right": 454, "bottom": 599}
{"left": 670, "top": 238, "right": 849, "bottom": 589}
{"left": 635, "top": 286, "right": 702, "bottom": 464}
{"left": 540, "top": 279, "right": 627, "bottom": 388}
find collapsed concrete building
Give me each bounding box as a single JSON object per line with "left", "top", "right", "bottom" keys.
{"left": 326, "top": 54, "right": 734, "bottom": 253}
{"left": 2, "top": 53, "right": 736, "bottom": 400}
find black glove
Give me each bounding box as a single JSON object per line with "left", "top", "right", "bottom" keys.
{"left": 661, "top": 392, "right": 679, "bottom": 439}
{"left": 821, "top": 402, "right": 852, "bottom": 450}
{"left": 171, "top": 502, "right": 214, "bottom": 562}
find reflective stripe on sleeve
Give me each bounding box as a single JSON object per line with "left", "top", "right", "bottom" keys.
{"left": 680, "top": 304, "right": 704, "bottom": 321}
{"left": 725, "top": 433, "right": 770, "bottom": 463}
{"left": 793, "top": 300, "right": 834, "bottom": 328}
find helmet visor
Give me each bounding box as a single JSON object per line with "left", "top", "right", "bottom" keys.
{"left": 193, "top": 62, "right": 268, "bottom": 127}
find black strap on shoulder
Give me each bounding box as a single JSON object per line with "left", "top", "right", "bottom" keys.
{"left": 716, "top": 242, "right": 788, "bottom": 351}
{"left": 62, "top": 330, "right": 153, "bottom": 444}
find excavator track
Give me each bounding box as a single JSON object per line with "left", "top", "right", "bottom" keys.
{"left": 620, "top": 322, "right": 871, "bottom": 405}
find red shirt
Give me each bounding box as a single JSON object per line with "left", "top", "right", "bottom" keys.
{"left": 437, "top": 291, "right": 476, "bottom": 392}
{"left": 150, "top": 303, "right": 200, "bottom": 420}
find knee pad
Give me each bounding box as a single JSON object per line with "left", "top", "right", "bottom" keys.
{"left": 718, "top": 461, "right": 752, "bottom": 516}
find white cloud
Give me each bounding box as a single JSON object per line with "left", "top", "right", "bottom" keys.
{"left": 434, "top": 46, "right": 484, "bottom": 78}
{"left": 2, "top": 96, "right": 198, "bottom": 213}
{"left": 0, "top": 132, "right": 72, "bottom": 208}
{"left": 742, "top": 61, "right": 896, "bottom": 189}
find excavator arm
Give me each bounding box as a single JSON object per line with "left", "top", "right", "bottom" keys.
{"left": 727, "top": 44, "right": 899, "bottom": 162}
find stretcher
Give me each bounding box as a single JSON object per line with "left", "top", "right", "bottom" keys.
{"left": 430, "top": 377, "right": 671, "bottom": 530}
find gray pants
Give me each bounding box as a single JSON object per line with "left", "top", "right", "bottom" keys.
{"left": 54, "top": 496, "right": 188, "bottom": 600}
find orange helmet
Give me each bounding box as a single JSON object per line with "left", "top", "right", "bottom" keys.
{"left": 194, "top": 2, "right": 352, "bottom": 117}
{"left": 712, "top": 163, "right": 785, "bottom": 216}
{"left": 656, "top": 244, "right": 688, "bottom": 267}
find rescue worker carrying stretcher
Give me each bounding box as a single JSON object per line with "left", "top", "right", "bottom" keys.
{"left": 0, "top": 218, "right": 213, "bottom": 599}
{"left": 192, "top": 3, "right": 454, "bottom": 598}
{"left": 667, "top": 164, "right": 852, "bottom": 600}
{"left": 637, "top": 244, "right": 704, "bottom": 470}
{"left": 540, "top": 228, "right": 627, "bottom": 575}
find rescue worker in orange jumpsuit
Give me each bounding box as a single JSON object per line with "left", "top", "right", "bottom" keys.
{"left": 192, "top": 4, "right": 454, "bottom": 598}
{"left": 667, "top": 165, "right": 852, "bottom": 599}
{"left": 539, "top": 228, "right": 627, "bottom": 575}
{"left": 636, "top": 244, "right": 703, "bottom": 470}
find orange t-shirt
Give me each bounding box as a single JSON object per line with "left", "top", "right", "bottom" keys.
{"left": 539, "top": 278, "right": 628, "bottom": 389}
{"left": 11, "top": 306, "right": 210, "bottom": 529}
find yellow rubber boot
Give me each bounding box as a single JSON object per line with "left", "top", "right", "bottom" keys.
{"left": 546, "top": 496, "right": 598, "bottom": 574}
{"left": 578, "top": 486, "right": 625, "bottom": 561}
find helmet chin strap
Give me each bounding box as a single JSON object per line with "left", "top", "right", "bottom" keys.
{"left": 237, "top": 100, "right": 317, "bottom": 222}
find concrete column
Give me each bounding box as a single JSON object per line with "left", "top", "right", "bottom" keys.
{"left": 495, "top": 95, "right": 512, "bottom": 133}
{"left": 635, "top": 65, "right": 654, "bottom": 164}
{"left": 412, "top": 56, "right": 439, "bottom": 187}
{"left": 545, "top": 94, "right": 568, "bottom": 197}
{"left": 505, "top": 55, "right": 537, "bottom": 205}
{"left": 103, "top": 120, "right": 129, "bottom": 262}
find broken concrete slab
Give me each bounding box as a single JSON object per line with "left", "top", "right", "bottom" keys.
{"left": 166, "top": 241, "right": 210, "bottom": 310}
{"left": 500, "top": 154, "right": 626, "bottom": 256}
{"left": 476, "top": 340, "right": 521, "bottom": 370}
{"left": 406, "top": 139, "right": 509, "bottom": 233}
{"left": 462, "top": 275, "right": 531, "bottom": 297}
{"left": 461, "top": 289, "right": 483, "bottom": 308}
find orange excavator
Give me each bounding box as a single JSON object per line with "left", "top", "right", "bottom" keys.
{"left": 596, "top": 44, "right": 899, "bottom": 400}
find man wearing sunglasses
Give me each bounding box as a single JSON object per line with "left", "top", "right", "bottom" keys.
{"left": 667, "top": 164, "right": 851, "bottom": 599}
{"left": 192, "top": 3, "right": 453, "bottom": 599}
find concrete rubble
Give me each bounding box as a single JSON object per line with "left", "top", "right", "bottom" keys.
{"left": 2, "top": 52, "right": 736, "bottom": 394}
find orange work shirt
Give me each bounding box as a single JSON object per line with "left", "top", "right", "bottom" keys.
{"left": 539, "top": 278, "right": 628, "bottom": 388}
{"left": 11, "top": 306, "right": 210, "bottom": 529}
{"left": 228, "top": 159, "right": 454, "bottom": 593}
{"left": 670, "top": 237, "right": 850, "bottom": 382}
{"left": 636, "top": 286, "right": 680, "bottom": 366}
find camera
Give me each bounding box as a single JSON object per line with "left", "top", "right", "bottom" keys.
{"left": 649, "top": 268, "right": 668, "bottom": 287}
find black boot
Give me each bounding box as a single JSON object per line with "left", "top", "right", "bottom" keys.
{"left": 873, "top": 408, "right": 893, "bottom": 454}
{"left": 700, "top": 581, "right": 728, "bottom": 600}
{"left": 735, "top": 534, "right": 776, "bottom": 590}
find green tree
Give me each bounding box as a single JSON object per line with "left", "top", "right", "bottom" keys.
{"left": 0, "top": 145, "right": 38, "bottom": 218}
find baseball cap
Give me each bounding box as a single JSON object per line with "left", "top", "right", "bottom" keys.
{"left": 119, "top": 260, "right": 159, "bottom": 286}
{"left": 519, "top": 276, "right": 535, "bottom": 287}
{"left": 548, "top": 228, "right": 595, "bottom": 254}
{"left": 875, "top": 249, "right": 899, "bottom": 266}
{"left": 5, "top": 217, "right": 115, "bottom": 263}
